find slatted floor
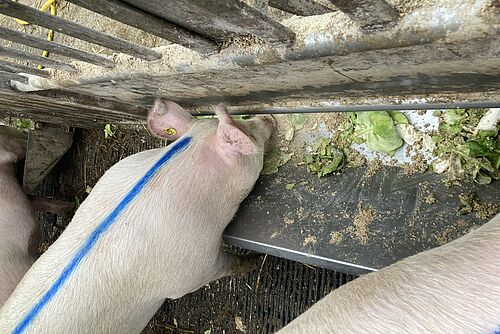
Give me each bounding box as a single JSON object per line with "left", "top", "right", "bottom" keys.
{"left": 35, "top": 127, "right": 356, "bottom": 334}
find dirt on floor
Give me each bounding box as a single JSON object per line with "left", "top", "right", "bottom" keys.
{"left": 352, "top": 204, "right": 377, "bottom": 245}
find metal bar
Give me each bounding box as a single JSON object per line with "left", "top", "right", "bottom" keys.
{"left": 0, "top": 0, "right": 161, "bottom": 60}
{"left": 65, "top": 0, "right": 218, "bottom": 55}
{"left": 0, "top": 26, "right": 114, "bottom": 67}
{"left": 193, "top": 101, "right": 500, "bottom": 116}
{"left": 224, "top": 234, "right": 375, "bottom": 275}
{"left": 121, "top": 0, "right": 295, "bottom": 44}
{"left": 0, "top": 59, "right": 50, "bottom": 78}
{"left": 0, "top": 45, "right": 77, "bottom": 72}
{"left": 327, "top": 0, "right": 398, "bottom": 31}
{"left": 269, "top": 0, "right": 333, "bottom": 16}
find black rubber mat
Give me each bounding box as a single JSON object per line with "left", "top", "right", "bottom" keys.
{"left": 34, "top": 128, "right": 356, "bottom": 334}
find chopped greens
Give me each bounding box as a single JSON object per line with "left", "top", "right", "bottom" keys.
{"left": 262, "top": 148, "right": 293, "bottom": 175}
{"left": 104, "top": 124, "right": 115, "bottom": 139}
{"left": 287, "top": 114, "right": 308, "bottom": 130}
{"left": 354, "top": 112, "right": 404, "bottom": 155}
{"left": 388, "top": 111, "right": 409, "bottom": 124}
{"left": 433, "top": 109, "right": 499, "bottom": 184}
{"left": 12, "top": 118, "right": 31, "bottom": 131}
{"left": 306, "top": 137, "right": 344, "bottom": 177}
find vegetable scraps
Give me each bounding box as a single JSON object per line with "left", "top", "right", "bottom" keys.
{"left": 306, "top": 138, "right": 344, "bottom": 177}
{"left": 353, "top": 111, "right": 406, "bottom": 155}
{"left": 433, "top": 109, "right": 499, "bottom": 184}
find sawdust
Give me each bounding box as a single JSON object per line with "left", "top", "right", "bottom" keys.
{"left": 435, "top": 220, "right": 472, "bottom": 245}
{"left": 312, "top": 211, "right": 326, "bottom": 222}
{"left": 345, "top": 148, "right": 367, "bottom": 167}
{"left": 352, "top": 204, "right": 377, "bottom": 245}
{"left": 329, "top": 231, "right": 343, "bottom": 245}
{"left": 401, "top": 152, "right": 428, "bottom": 175}
{"left": 458, "top": 193, "right": 499, "bottom": 220}
{"left": 424, "top": 193, "right": 437, "bottom": 205}
{"left": 366, "top": 159, "right": 382, "bottom": 177}
{"left": 302, "top": 235, "right": 317, "bottom": 247}
{"left": 296, "top": 207, "right": 305, "bottom": 219}
{"left": 50, "top": 44, "right": 210, "bottom": 85}
{"left": 281, "top": 11, "right": 362, "bottom": 49}
{"left": 235, "top": 316, "right": 247, "bottom": 333}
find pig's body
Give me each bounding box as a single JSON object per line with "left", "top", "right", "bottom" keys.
{"left": 0, "top": 103, "right": 274, "bottom": 334}
{"left": 0, "top": 127, "right": 38, "bottom": 307}
{"left": 277, "top": 213, "right": 500, "bottom": 334}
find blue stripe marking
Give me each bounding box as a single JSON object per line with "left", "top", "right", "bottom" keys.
{"left": 12, "top": 136, "right": 192, "bottom": 334}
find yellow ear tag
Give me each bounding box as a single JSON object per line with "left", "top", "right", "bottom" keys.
{"left": 163, "top": 128, "right": 177, "bottom": 136}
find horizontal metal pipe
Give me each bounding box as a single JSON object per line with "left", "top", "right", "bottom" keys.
{"left": 194, "top": 101, "right": 500, "bottom": 116}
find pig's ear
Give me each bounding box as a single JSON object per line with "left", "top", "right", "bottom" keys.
{"left": 215, "top": 104, "right": 255, "bottom": 157}
{"left": 147, "top": 100, "right": 195, "bottom": 140}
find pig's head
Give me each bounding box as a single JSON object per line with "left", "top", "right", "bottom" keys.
{"left": 147, "top": 100, "right": 275, "bottom": 198}
{"left": 0, "top": 126, "right": 27, "bottom": 166}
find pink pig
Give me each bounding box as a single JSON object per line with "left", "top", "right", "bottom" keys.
{"left": 277, "top": 213, "right": 500, "bottom": 334}
{"left": 0, "top": 126, "right": 39, "bottom": 307}
{"left": 0, "top": 101, "right": 275, "bottom": 334}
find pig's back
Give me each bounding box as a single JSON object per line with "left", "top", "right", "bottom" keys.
{"left": 0, "top": 140, "right": 223, "bottom": 333}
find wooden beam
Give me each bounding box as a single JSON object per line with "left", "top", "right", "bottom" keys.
{"left": 23, "top": 123, "right": 74, "bottom": 194}
{"left": 0, "top": 0, "right": 161, "bottom": 60}
{"left": 0, "top": 45, "right": 77, "bottom": 72}
{"left": 120, "top": 0, "right": 295, "bottom": 44}
{"left": 50, "top": 36, "right": 499, "bottom": 107}
{"left": 327, "top": 0, "right": 398, "bottom": 31}
{"left": 65, "top": 0, "right": 218, "bottom": 55}
{"left": 0, "top": 60, "right": 50, "bottom": 78}
{"left": 0, "top": 90, "right": 143, "bottom": 128}
{"left": 246, "top": 0, "right": 269, "bottom": 15}
{"left": 269, "top": 0, "right": 333, "bottom": 16}
{"left": 0, "top": 26, "right": 115, "bottom": 68}
{"left": 0, "top": 70, "right": 27, "bottom": 82}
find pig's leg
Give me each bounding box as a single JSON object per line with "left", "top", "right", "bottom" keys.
{"left": 212, "top": 251, "right": 262, "bottom": 279}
